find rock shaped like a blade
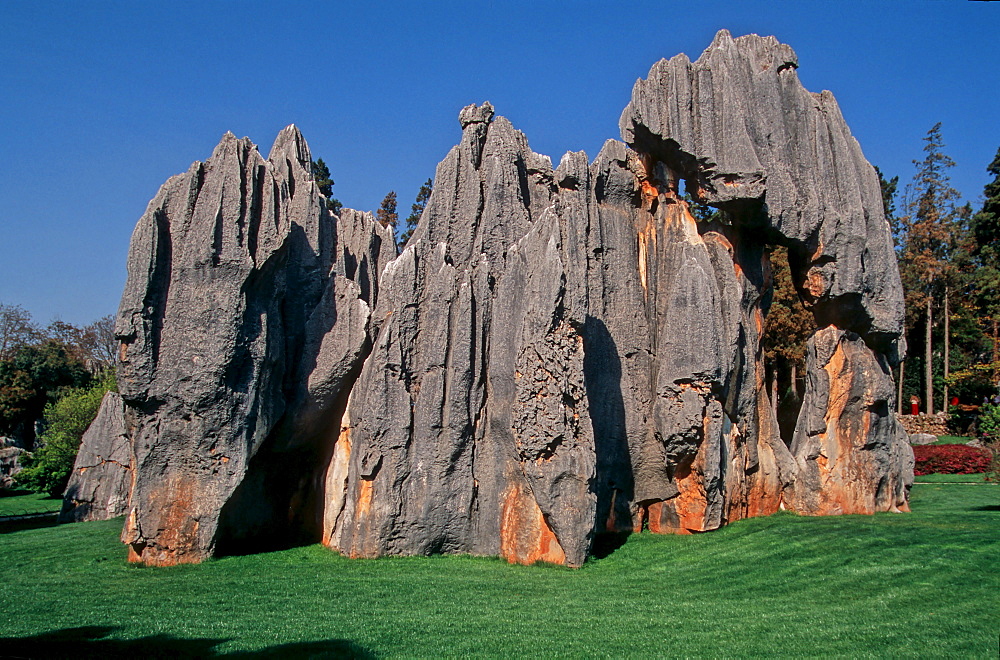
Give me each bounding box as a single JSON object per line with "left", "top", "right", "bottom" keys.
{"left": 61, "top": 392, "right": 131, "bottom": 522}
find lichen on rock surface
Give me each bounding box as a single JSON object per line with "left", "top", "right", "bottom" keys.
{"left": 71, "top": 30, "right": 912, "bottom": 568}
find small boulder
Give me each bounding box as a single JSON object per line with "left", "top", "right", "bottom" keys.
{"left": 0, "top": 446, "right": 26, "bottom": 489}
{"left": 909, "top": 433, "right": 937, "bottom": 446}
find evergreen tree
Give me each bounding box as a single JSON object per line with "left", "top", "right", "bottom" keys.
{"left": 898, "top": 123, "right": 964, "bottom": 413}
{"left": 311, "top": 158, "right": 343, "bottom": 215}
{"left": 400, "top": 178, "right": 433, "bottom": 246}
{"left": 968, "top": 147, "right": 1000, "bottom": 387}
{"left": 377, "top": 191, "right": 398, "bottom": 229}
{"left": 875, "top": 166, "right": 901, "bottom": 246}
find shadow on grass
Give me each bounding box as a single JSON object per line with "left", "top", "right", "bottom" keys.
{"left": 971, "top": 505, "right": 1000, "bottom": 512}
{"left": 589, "top": 531, "right": 630, "bottom": 559}
{"left": 0, "top": 489, "right": 34, "bottom": 498}
{"left": 0, "top": 516, "right": 60, "bottom": 534}
{"left": 0, "top": 626, "right": 373, "bottom": 659}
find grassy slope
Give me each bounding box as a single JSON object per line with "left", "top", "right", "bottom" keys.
{"left": 0, "top": 483, "right": 997, "bottom": 658}
{"left": 0, "top": 491, "right": 62, "bottom": 517}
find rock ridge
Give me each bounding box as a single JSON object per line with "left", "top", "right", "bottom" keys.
{"left": 67, "top": 30, "right": 912, "bottom": 567}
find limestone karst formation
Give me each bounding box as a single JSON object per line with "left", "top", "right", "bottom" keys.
{"left": 64, "top": 30, "right": 913, "bottom": 567}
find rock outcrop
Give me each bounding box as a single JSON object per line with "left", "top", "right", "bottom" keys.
{"left": 112, "top": 126, "right": 394, "bottom": 564}
{"left": 60, "top": 392, "right": 131, "bottom": 522}
{"left": 75, "top": 30, "right": 911, "bottom": 567}
{"left": 0, "top": 446, "right": 25, "bottom": 490}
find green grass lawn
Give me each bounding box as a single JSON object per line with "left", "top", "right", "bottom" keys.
{"left": 934, "top": 435, "right": 974, "bottom": 445}
{"left": 1, "top": 483, "right": 997, "bottom": 658}
{"left": 0, "top": 490, "right": 62, "bottom": 517}
{"left": 914, "top": 472, "right": 991, "bottom": 483}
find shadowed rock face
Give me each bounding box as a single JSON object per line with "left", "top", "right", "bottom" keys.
{"left": 74, "top": 30, "right": 911, "bottom": 567}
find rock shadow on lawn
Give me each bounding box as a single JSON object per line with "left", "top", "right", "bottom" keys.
{"left": 0, "top": 626, "right": 374, "bottom": 659}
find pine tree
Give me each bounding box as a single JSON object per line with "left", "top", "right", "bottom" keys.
{"left": 875, "top": 166, "right": 901, "bottom": 246}
{"left": 377, "top": 191, "right": 398, "bottom": 229}
{"left": 875, "top": 165, "right": 910, "bottom": 406}
{"left": 899, "top": 123, "right": 964, "bottom": 413}
{"left": 311, "top": 158, "right": 343, "bottom": 215}
{"left": 969, "top": 147, "right": 1000, "bottom": 386}
{"left": 400, "top": 178, "right": 433, "bottom": 246}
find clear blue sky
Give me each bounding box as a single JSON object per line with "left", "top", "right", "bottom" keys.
{"left": 1, "top": 1, "right": 997, "bottom": 326}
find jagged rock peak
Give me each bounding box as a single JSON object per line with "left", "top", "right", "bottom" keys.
{"left": 705, "top": 29, "right": 798, "bottom": 71}
{"left": 112, "top": 123, "right": 395, "bottom": 566}
{"left": 268, "top": 124, "right": 312, "bottom": 172}
{"left": 459, "top": 101, "right": 495, "bottom": 128}
{"left": 620, "top": 29, "right": 904, "bottom": 355}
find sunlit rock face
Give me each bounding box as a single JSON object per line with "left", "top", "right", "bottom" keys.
{"left": 78, "top": 30, "right": 910, "bottom": 567}
{"left": 111, "top": 126, "right": 394, "bottom": 565}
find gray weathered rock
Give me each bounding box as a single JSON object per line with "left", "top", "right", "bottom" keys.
{"left": 621, "top": 30, "right": 911, "bottom": 520}
{"left": 324, "top": 104, "right": 601, "bottom": 565}
{"left": 0, "top": 446, "right": 25, "bottom": 490}
{"left": 620, "top": 29, "right": 905, "bottom": 359}
{"left": 115, "top": 125, "right": 394, "bottom": 564}
{"left": 61, "top": 392, "right": 131, "bottom": 522}
{"left": 909, "top": 433, "right": 938, "bottom": 446}
{"left": 787, "top": 327, "right": 912, "bottom": 514}
{"left": 114, "top": 30, "right": 912, "bottom": 567}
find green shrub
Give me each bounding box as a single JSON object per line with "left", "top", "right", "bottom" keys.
{"left": 979, "top": 402, "right": 1000, "bottom": 442}
{"left": 979, "top": 403, "right": 1000, "bottom": 482}
{"left": 15, "top": 371, "right": 116, "bottom": 497}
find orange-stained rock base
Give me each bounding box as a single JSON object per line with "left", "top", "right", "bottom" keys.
{"left": 122, "top": 475, "right": 202, "bottom": 566}
{"left": 321, "top": 422, "right": 352, "bottom": 547}
{"left": 500, "top": 481, "right": 568, "bottom": 566}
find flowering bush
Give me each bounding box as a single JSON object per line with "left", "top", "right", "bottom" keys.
{"left": 912, "top": 444, "right": 992, "bottom": 476}
{"left": 979, "top": 402, "right": 1000, "bottom": 443}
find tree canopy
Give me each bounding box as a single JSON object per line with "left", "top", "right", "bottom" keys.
{"left": 15, "top": 371, "right": 116, "bottom": 496}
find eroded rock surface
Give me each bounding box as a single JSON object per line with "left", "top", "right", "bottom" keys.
{"left": 61, "top": 392, "right": 131, "bottom": 522}
{"left": 113, "top": 126, "right": 394, "bottom": 564}
{"left": 0, "top": 446, "right": 25, "bottom": 490}
{"left": 105, "top": 30, "right": 912, "bottom": 567}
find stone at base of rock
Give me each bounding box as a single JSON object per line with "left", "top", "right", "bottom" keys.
{"left": 909, "top": 433, "right": 937, "bottom": 446}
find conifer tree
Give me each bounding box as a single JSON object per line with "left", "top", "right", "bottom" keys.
{"left": 377, "top": 191, "right": 398, "bottom": 229}
{"left": 875, "top": 166, "right": 901, "bottom": 246}
{"left": 899, "top": 123, "right": 964, "bottom": 413}
{"left": 311, "top": 158, "right": 343, "bottom": 215}
{"left": 400, "top": 178, "right": 433, "bottom": 246}
{"left": 761, "top": 245, "right": 815, "bottom": 434}
{"left": 969, "top": 147, "right": 1000, "bottom": 386}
